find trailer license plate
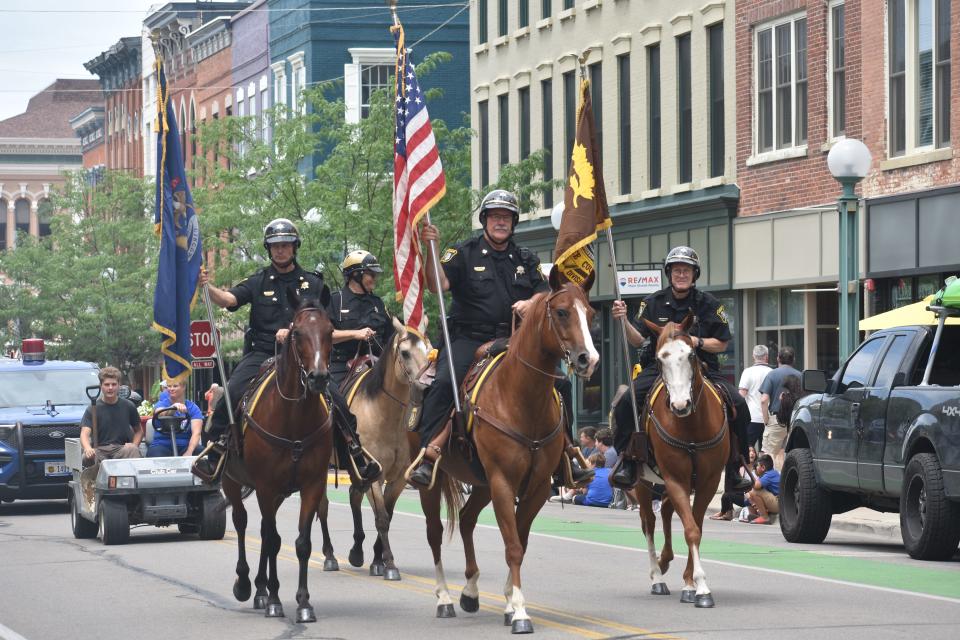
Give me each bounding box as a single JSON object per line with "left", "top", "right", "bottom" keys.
{"left": 44, "top": 462, "right": 69, "bottom": 477}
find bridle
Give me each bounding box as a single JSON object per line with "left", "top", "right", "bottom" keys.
{"left": 514, "top": 287, "right": 588, "bottom": 380}
{"left": 658, "top": 336, "right": 707, "bottom": 416}
{"left": 274, "top": 306, "right": 328, "bottom": 402}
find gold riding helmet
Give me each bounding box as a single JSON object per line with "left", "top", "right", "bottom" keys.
{"left": 339, "top": 250, "right": 383, "bottom": 281}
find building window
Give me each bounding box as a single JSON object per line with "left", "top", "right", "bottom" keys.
{"left": 237, "top": 95, "right": 245, "bottom": 158}
{"left": 289, "top": 53, "right": 306, "bottom": 115}
{"left": 361, "top": 64, "right": 391, "bottom": 119}
{"left": 755, "top": 14, "right": 807, "bottom": 153}
{"left": 563, "top": 70, "right": 576, "bottom": 165}
{"left": 542, "top": 0, "right": 552, "bottom": 19}
{"left": 541, "top": 78, "right": 554, "bottom": 208}
{"left": 708, "top": 23, "right": 725, "bottom": 177}
{"left": 37, "top": 199, "right": 53, "bottom": 237}
{"left": 563, "top": 0, "right": 574, "bottom": 9}
{"left": 499, "top": 0, "right": 508, "bottom": 37}
{"left": 889, "top": 0, "right": 951, "bottom": 156}
{"left": 755, "top": 288, "right": 806, "bottom": 369}
{"left": 479, "top": 99, "right": 489, "bottom": 187}
{"left": 519, "top": 86, "right": 530, "bottom": 160}
{"left": 0, "top": 199, "right": 7, "bottom": 251}
{"left": 677, "top": 33, "right": 692, "bottom": 184}
{"left": 273, "top": 66, "right": 287, "bottom": 114}
{"left": 647, "top": 43, "right": 661, "bottom": 190}
{"left": 829, "top": 2, "right": 846, "bottom": 138}
{"left": 14, "top": 199, "right": 30, "bottom": 243}
{"left": 261, "top": 87, "right": 270, "bottom": 141}
{"left": 589, "top": 61, "right": 603, "bottom": 164}
{"left": 498, "top": 93, "right": 509, "bottom": 167}
{"left": 346, "top": 49, "right": 394, "bottom": 123}
{"left": 520, "top": 0, "right": 530, "bottom": 28}
{"left": 479, "top": 0, "right": 488, "bottom": 44}
{"left": 617, "top": 53, "right": 631, "bottom": 195}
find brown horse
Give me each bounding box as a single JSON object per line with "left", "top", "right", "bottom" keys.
{"left": 420, "top": 275, "right": 598, "bottom": 634}
{"left": 633, "top": 312, "right": 729, "bottom": 608}
{"left": 316, "top": 319, "right": 432, "bottom": 580}
{"left": 220, "top": 284, "right": 334, "bottom": 623}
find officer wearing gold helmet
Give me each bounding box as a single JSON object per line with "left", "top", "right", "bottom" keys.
{"left": 327, "top": 250, "right": 393, "bottom": 385}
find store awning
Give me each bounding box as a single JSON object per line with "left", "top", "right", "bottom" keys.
{"left": 859, "top": 295, "right": 960, "bottom": 331}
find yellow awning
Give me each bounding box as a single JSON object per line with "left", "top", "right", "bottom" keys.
{"left": 859, "top": 295, "right": 960, "bottom": 331}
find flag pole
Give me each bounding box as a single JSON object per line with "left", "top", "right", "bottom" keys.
{"left": 577, "top": 51, "right": 642, "bottom": 438}
{"left": 202, "top": 280, "right": 234, "bottom": 426}
{"left": 390, "top": 1, "right": 462, "bottom": 416}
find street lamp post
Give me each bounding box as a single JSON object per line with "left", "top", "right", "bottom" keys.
{"left": 827, "top": 138, "right": 873, "bottom": 361}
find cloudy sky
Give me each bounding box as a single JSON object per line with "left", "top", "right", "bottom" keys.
{"left": 0, "top": 1, "right": 233, "bottom": 122}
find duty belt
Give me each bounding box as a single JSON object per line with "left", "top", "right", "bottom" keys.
{"left": 452, "top": 321, "right": 510, "bottom": 342}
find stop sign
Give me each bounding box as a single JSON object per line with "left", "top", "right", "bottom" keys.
{"left": 190, "top": 320, "right": 219, "bottom": 359}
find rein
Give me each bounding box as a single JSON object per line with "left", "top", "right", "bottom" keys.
{"left": 513, "top": 291, "right": 575, "bottom": 380}
{"left": 273, "top": 305, "right": 325, "bottom": 402}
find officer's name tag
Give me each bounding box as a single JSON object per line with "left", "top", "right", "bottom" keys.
{"left": 263, "top": 290, "right": 275, "bottom": 296}
{"left": 473, "top": 266, "right": 486, "bottom": 272}
{"left": 340, "top": 309, "right": 350, "bottom": 314}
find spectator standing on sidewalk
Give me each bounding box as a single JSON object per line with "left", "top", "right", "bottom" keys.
{"left": 760, "top": 346, "right": 801, "bottom": 469}
{"left": 739, "top": 345, "right": 772, "bottom": 451}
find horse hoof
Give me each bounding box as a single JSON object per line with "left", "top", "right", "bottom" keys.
{"left": 349, "top": 548, "right": 364, "bottom": 568}
{"left": 680, "top": 590, "right": 696, "bottom": 604}
{"left": 651, "top": 583, "right": 671, "bottom": 596}
{"left": 459, "top": 593, "right": 480, "bottom": 613}
{"left": 296, "top": 606, "right": 316, "bottom": 623}
{"left": 323, "top": 557, "right": 339, "bottom": 572}
{"left": 436, "top": 603, "right": 456, "bottom": 618}
{"left": 233, "top": 579, "right": 251, "bottom": 602}
{"left": 695, "top": 594, "right": 715, "bottom": 609}
{"left": 504, "top": 612, "right": 513, "bottom": 626}
{"left": 265, "top": 603, "right": 284, "bottom": 618}
{"left": 253, "top": 595, "right": 268, "bottom": 610}
{"left": 511, "top": 618, "right": 534, "bottom": 634}
{"left": 384, "top": 567, "right": 401, "bottom": 581}
{"left": 369, "top": 562, "right": 384, "bottom": 577}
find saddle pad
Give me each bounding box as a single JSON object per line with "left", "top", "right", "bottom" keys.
{"left": 344, "top": 368, "right": 373, "bottom": 407}
{"left": 464, "top": 351, "right": 506, "bottom": 433}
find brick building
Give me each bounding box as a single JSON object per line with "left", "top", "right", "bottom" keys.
{"left": 733, "top": 0, "right": 959, "bottom": 374}
{"left": 69, "top": 107, "right": 107, "bottom": 169}
{"left": 188, "top": 15, "right": 234, "bottom": 184}
{"left": 84, "top": 37, "right": 144, "bottom": 175}
{"left": 0, "top": 80, "right": 102, "bottom": 251}
{"left": 232, "top": 0, "right": 271, "bottom": 153}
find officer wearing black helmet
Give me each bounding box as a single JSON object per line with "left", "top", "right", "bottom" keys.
{"left": 196, "top": 218, "right": 381, "bottom": 485}
{"left": 609, "top": 246, "right": 753, "bottom": 492}
{"left": 405, "top": 189, "right": 594, "bottom": 490}
{"left": 327, "top": 249, "right": 394, "bottom": 385}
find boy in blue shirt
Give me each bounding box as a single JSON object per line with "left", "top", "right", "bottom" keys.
{"left": 746, "top": 453, "right": 780, "bottom": 524}
{"left": 148, "top": 379, "right": 203, "bottom": 457}
{"left": 574, "top": 452, "right": 613, "bottom": 508}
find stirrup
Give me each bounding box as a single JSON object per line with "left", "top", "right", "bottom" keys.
{"left": 347, "top": 444, "right": 382, "bottom": 488}
{"left": 561, "top": 452, "right": 594, "bottom": 488}
{"left": 191, "top": 441, "right": 226, "bottom": 484}
{"left": 404, "top": 448, "right": 440, "bottom": 490}
{"left": 610, "top": 458, "right": 638, "bottom": 490}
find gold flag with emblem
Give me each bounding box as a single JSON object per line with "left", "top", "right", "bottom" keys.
{"left": 553, "top": 77, "right": 611, "bottom": 286}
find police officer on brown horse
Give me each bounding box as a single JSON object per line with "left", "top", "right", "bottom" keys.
{"left": 197, "top": 218, "right": 381, "bottom": 485}
{"left": 405, "top": 190, "right": 593, "bottom": 490}
{"left": 610, "top": 246, "right": 753, "bottom": 492}
{"left": 328, "top": 250, "right": 394, "bottom": 386}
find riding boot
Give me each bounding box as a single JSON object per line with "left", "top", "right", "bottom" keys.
{"left": 611, "top": 431, "right": 648, "bottom": 489}
{"left": 405, "top": 422, "right": 450, "bottom": 490}
{"left": 552, "top": 435, "right": 594, "bottom": 488}
{"left": 330, "top": 393, "right": 382, "bottom": 487}
{"left": 725, "top": 416, "right": 753, "bottom": 493}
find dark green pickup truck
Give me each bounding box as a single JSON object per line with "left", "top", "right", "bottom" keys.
{"left": 780, "top": 309, "right": 960, "bottom": 560}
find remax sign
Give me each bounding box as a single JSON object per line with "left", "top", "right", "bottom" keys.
{"left": 617, "top": 270, "right": 662, "bottom": 295}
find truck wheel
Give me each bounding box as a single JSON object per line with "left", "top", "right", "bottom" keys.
{"left": 900, "top": 453, "right": 960, "bottom": 561}
{"left": 178, "top": 522, "right": 199, "bottom": 535}
{"left": 198, "top": 493, "right": 226, "bottom": 540}
{"left": 70, "top": 493, "right": 97, "bottom": 539}
{"left": 779, "top": 448, "right": 832, "bottom": 544}
{"left": 99, "top": 499, "right": 130, "bottom": 545}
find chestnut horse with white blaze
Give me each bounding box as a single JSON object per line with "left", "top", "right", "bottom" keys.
{"left": 633, "top": 311, "right": 729, "bottom": 608}
{"left": 419, "top": 273, "right": 598, "bottom": 635}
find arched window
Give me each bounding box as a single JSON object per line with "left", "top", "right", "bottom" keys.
{"left": 37, "top": 199, "right": 53, "bottom": 237}
{"left": 14, "top": 198, "right": 31, "bottom": 243}
{"left": 0, "top": 198, "right": 7, "bottom": 250}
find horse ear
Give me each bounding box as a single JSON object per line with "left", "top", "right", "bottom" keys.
{"left": 579, "top": 270, "right": 595, "bottom": 294}
{"left": 392, "top": 316, "right": 406, "bottom": 335}
{"left": 548, "top": 265, "right": 563, "bottom": 292}
{"left": 319, "top": 284, "right": 331, "bottom": 308}
{"left": 642, "top": 318, "right": 663, "bottom": 337}
{"left": 681, "top": 310, "right": 695, "bottom": 332}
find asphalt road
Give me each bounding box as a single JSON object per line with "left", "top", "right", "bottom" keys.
{"left": 1, "top": 486, "right": 959, "bottom": 640}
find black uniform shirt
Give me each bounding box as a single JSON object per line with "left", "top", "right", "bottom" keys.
{"left": 440, "top": 235, "right": 548, "bottom": 328}
{"left": 227, "top": 263, "right": 324, "bottom": 353}
{"left": 327, "top": 286, "right": 393, "bottom": 362}
{"left": 631, "top": 286, "right": 731, "bottom": 372}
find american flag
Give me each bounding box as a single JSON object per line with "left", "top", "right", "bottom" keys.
{"left": 392, "top": 23, "right": 445, "bottom": 335}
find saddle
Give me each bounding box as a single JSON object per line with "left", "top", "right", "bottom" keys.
{"left": 339, "top": 355, "right": 377, "bottom": 398}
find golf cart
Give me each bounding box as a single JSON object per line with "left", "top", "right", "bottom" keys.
{"left": 66, "top": 385, "right": 225, "bottom": 545}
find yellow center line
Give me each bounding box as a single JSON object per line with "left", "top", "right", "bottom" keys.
{"left": 220, "top": 532, "right": 680, "bottom": 639}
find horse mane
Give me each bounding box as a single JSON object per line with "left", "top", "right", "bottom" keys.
{"left": 357, "top": 331, "right": 395, "bottom": 399}
{"left": 507, "top": 289, "right": 551, "bottom": 356}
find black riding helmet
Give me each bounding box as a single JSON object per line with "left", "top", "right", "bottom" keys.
{"left": 263, "top": 218, "right": 301, "bottom": 252}
{"left": 478, "top": 189, "right": 520, "bottom": 228}
{"left": 663, "top": 246, "right": 701, "bottom": 282}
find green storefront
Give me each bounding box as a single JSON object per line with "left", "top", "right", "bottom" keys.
{"left": 512, "top": 184, "right": 740, "bottom": 430}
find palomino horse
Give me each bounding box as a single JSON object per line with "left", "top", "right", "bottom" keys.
{"left": 220, "top": 285, "right": 335, "bottom": 623}
{"left": 316, "top": 318, "right": 432, "bottom": 580}
{"left": 421, "top": 274, "right": 598, "bottom": 634}
{"left": 633, "top": 312, "right": 729, "bottom": 608}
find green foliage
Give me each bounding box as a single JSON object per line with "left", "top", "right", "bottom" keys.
{"left": 0, "top": 171, "right": 157, "bottom": 371}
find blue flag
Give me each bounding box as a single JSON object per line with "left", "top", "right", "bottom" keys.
{"left": 152, "top": 58, "right": 202, "bottom": 383}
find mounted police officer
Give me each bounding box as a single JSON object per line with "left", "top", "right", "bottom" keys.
{"left": 196, "top": 218, "right": 381, "bottom": 485}
{"left": 405, "top": 189, "right": 593, "bottom": 490}
{"left": 327, "top": 250, "right": 394, "bottom": 386}
{"left": 610, "top": 246, "right": 752, "bottom": 492}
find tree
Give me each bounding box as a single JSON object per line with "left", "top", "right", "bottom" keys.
{"left": 0, "top": 170, "right": 157, "bottom": 371}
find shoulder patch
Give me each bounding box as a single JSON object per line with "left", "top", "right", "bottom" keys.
{"left": 716, "top": 304, "right": 729, "bottom": 324}
{"left": 637, "top": 301, "right": 647, "bottom": 320}
{"left": 440, "top": 248, "right": 457, "bottom": 263}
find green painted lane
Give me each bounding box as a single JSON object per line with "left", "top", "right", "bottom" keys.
{"left": 325, "top": 488, "right": 960, "bottom": 601}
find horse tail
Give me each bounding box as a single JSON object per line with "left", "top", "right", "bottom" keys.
{"left": 438, "top": 469, "right": 464, "bottom": 541}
